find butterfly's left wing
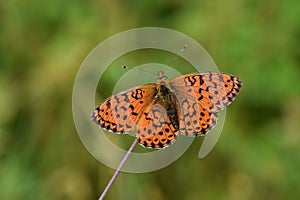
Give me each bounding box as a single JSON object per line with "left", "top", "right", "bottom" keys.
{"left": 170, "top": 72, "right": 242, "bottom": 136}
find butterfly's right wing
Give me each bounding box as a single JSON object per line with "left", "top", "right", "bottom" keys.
{"left": 91, "top": 84, "right": 157, "bottom": 134}
{"left": 170, "top": 72, "right": 242, "bottom": 136}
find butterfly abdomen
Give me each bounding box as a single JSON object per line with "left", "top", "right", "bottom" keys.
{"left": 157, "top": 85, "right": 180, "bottom": 130}
{"left": 166, "top": 104, "right": 180, "bottom": 130}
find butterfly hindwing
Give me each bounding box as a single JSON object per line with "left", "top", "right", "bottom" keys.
{"left": 136, "top": 100, "right": 178, "bottom": 149}
{"left": 174, "top": 92, "right": 218, "bottom": 136}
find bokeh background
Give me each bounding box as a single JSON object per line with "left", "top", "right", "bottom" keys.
{"left": 1, "top": 0, "right": 300, "bottom": 200}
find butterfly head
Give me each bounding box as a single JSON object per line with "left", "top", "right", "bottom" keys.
{"left": 156, "top": 71, "right": 168, "bottom": 85}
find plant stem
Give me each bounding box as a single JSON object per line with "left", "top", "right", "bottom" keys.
{"left": 99, "top": 138, "right": 139, "bottom": 200}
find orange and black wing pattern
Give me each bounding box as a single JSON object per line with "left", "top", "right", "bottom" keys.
{"left": 170, "top": 72, "right": 242, "bottom": 136}
{"left": 91, "top": 84, "right": 157, "bottom": 134}
{"left": 136, "top": 100, "right": 178, "bottom": 149}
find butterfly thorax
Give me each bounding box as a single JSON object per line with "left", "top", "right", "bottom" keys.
{"left": 155, "top": 71, "right": 180, "bottom": 130}
{"left": 156, "top": 71, "right": 170, "bottom": 86}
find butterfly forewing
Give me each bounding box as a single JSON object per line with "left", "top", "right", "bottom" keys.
{"left": 170, "top": 72, "right": 242, "bottom": 112}
{"left": 91, "top": 84, "right": 157, "bottom": 134}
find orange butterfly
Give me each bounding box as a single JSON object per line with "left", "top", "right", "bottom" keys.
{"left": 91, "top": 71, "right": 242, "bottom": 149}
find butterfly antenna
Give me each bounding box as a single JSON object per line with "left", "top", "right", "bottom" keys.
{"left": 166, "top": 44, "right": 188, "bottom": 67}
{"left": 122, "top": 65, "right": 157, "bottom": 76}
{"left": 139, "top": 69, "right": 157, "bottom": 76}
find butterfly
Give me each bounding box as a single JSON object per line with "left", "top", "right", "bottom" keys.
{"left": 91, "top": 71, "right": 242, "bottom": 149}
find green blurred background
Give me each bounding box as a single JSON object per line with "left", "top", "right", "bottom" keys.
{"left": 1, "top": 0, "right": 300, "bottom": 199}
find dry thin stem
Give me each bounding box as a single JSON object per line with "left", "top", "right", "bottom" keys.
{"left": 99, "top": 138, "right": 139, "bottom": 200}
